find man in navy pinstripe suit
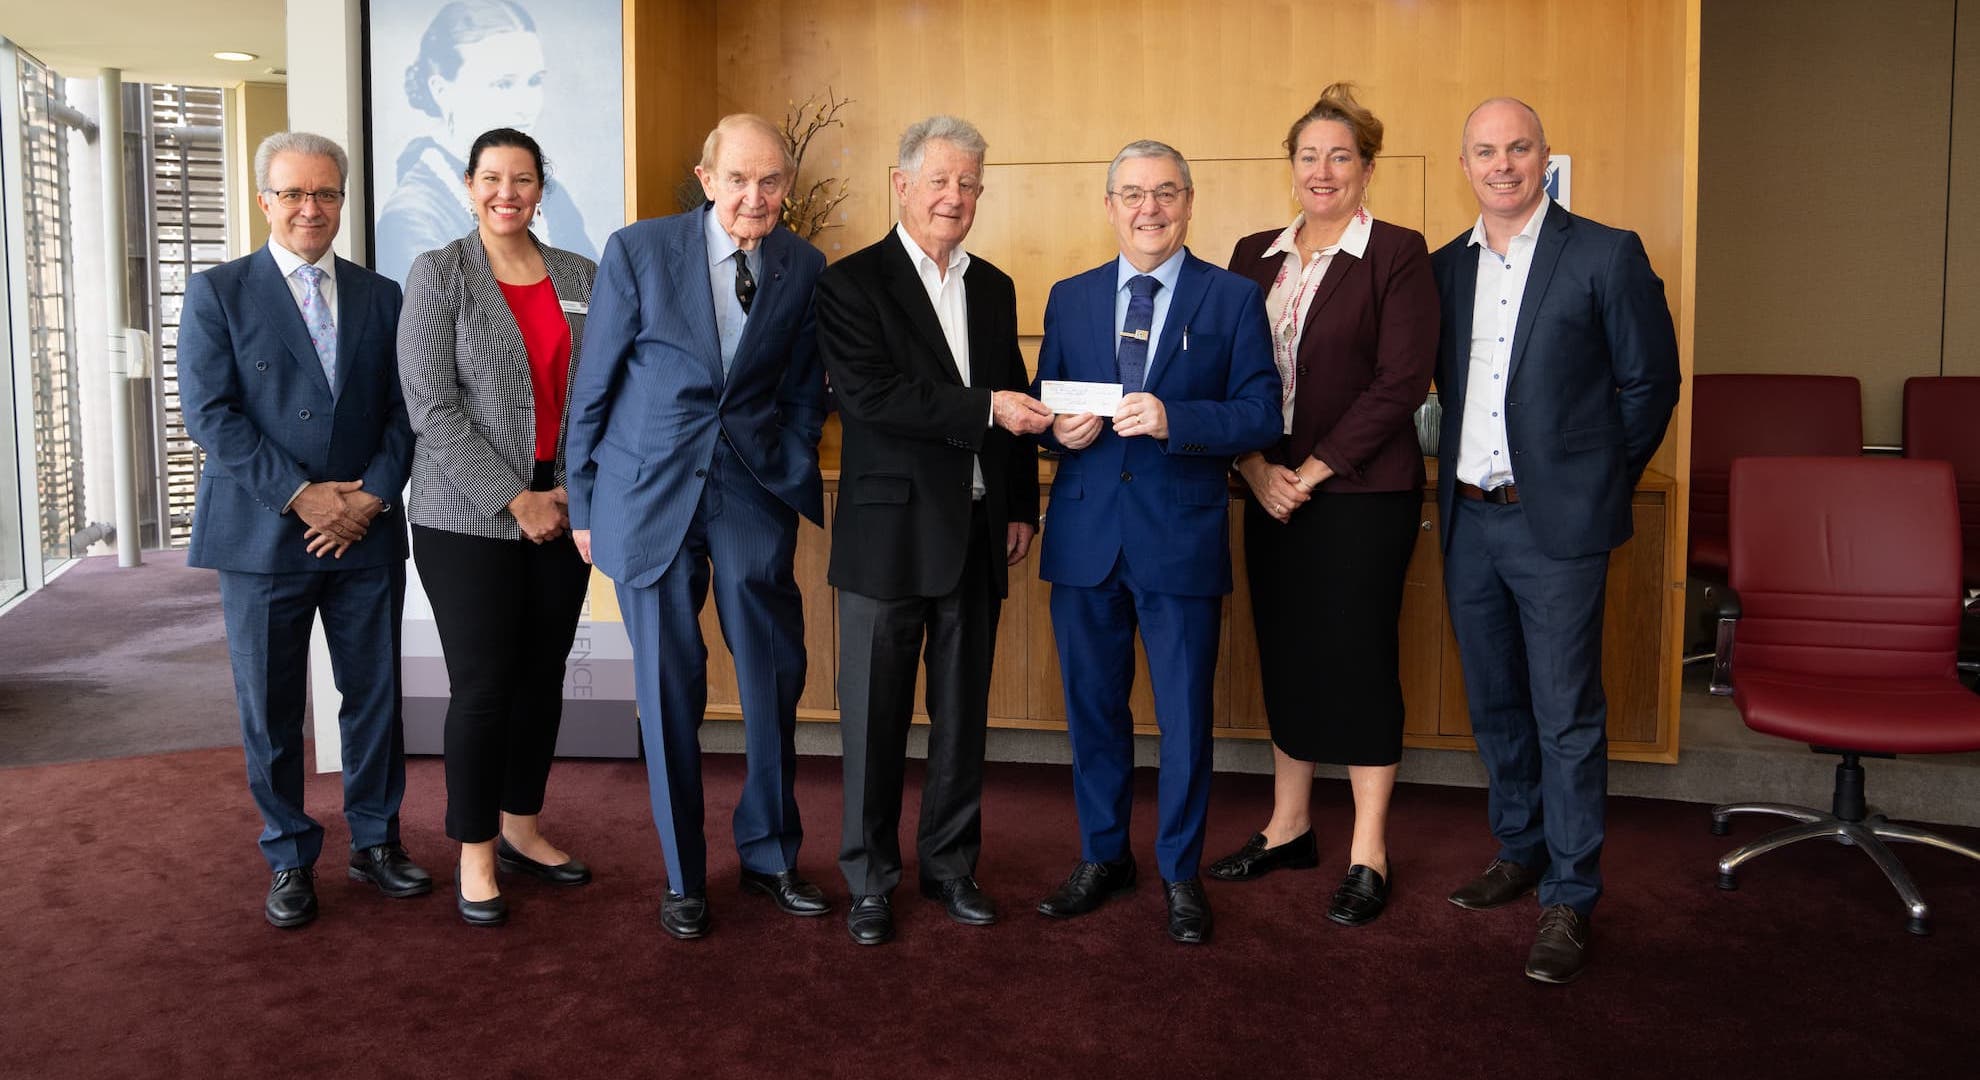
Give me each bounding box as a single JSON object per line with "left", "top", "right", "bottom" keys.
{"left": 565, "top": 115, "right": 830, "bottom": 940}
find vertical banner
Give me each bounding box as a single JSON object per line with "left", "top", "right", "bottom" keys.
{"left": 1545, "top": 155, "right": 1572, "bottom": 209}
{"left": 344, "top": 0, "right": 638, "bottom": 766}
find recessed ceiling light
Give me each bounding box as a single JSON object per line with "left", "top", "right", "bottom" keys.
{"left": 212, "top": 51, "right": 258, "bottom": 63}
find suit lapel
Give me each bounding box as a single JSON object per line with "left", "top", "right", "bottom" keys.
{"left": 728, "top": 229, "right": 792, "bottom": 385}
{"left": 458, "top": 232, "right": 532, "bottom": 393}
{"left": 1145, "top": 253, "right": 1209, "bottom": 395}
{"left": 671, "top": 209, "right": 725, "bottom": 385}
{"left": 884, "top": 237, "right": 962, "bottom": 384}
{"left": 332, "top": 260, "right": 369, "bottom": 399}
{"left": 1089, "top": 265, "right": 1118, "bottom": 383}
{"left": 541, "top": 245, "right": 587, "bottom": 399}
{"left": 1301, "top": 251, "right": 1353, "bottom": 329}
{"left": 250, "top": 248, "right": 333, "bottom": 398}
{"left": 1447, "top": 240, "right": 1481, "bottom": 403}
{"left": 1507, "top": 201, "right": 1569, "bottom": 384}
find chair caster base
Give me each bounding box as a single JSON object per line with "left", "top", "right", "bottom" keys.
{"left": 1710, "top": 817, "right": 1730, "bottom": 836}
{"left": 1717, "top": 870, "right": 1738, "bottom": 891}
{"left": 1907, "top": 916, "right": 1931, "bottom": 937}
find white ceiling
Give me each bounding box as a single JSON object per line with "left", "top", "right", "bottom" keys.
{"left": 2, "top": 1, "right": 286, "bottom": 87}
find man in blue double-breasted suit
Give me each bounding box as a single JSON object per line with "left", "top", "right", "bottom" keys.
{"left": 1032, "top": 140, "right": 1281, "bottom": 945}
{"left": 1432, "top": 99, "right": 1680, "bottom": 984}
{"left": 180, "top": 132, "right": 429, "bottom": 929}
{"left": 565, "top": 114, "right": 830, "bottom": 940}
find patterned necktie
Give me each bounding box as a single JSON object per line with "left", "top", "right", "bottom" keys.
{"left": 1117, "top": 273, "right": 1161, "bottom": 393}
{"left": 732, "top": 250, "right": 757, "bottom": 316}
{"left": 294, "top": 264, "right": 337, "bottom": 388}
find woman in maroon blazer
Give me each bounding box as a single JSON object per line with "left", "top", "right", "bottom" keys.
{"left": 1206, "top": 84, "right": 1438, "bottom": 926}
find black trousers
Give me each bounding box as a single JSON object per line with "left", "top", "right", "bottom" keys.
{"left": 836, "top": 501, "right": 1001, "bottom": 895}
{"left": 412, "top": 507, "right": 591, "bottom": 843}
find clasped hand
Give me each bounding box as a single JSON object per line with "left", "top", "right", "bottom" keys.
{"left": 510, "top": 486, "right": 570, "bottom": 544}
{"left": 1051, "top": 392, "right": 1167, "bottom": 451}
{"left": 992, "top": 390, "right": 1052, "bottom": 435}
{"left": 297, "top": 480, "right": 384, "bottom": 559}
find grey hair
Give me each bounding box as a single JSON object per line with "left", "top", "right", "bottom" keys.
{"left": 254, "top": 132, "right": 350, "bottom": 191}
{"left": 898, "top": 115, "right": 987, "bottom": 174}
{"left": 1460, "top": 97, "right": 1548, "bottom": 152}
{"left": 698, "top": 113, "right": 798, "bottom": 177}
{"left": 1106, "top": 139, "right": 1192, "bottom": 192}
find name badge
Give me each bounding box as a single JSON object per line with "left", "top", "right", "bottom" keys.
{"left": 560, "top": 300, "right": 589, "bottom": 315}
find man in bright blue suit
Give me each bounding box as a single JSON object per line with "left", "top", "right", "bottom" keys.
{"left": 565, "top": 114, "right": 830, "bottom": 940}
{"left": 1432, "top": 99, "right": 1680, "bottom": 984}
{"left": 1032, "top": 140, "right": 1281, "bottom": 944}
{"left": 180, "top": 132, "right": 429, "bottom": 929}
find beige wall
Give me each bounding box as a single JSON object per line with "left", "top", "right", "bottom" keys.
{"left": 1695, "top": 0, "right": 1970, "bottom": 444}
{"left": 225, "top": 81, "right": 287, "bottom": 257}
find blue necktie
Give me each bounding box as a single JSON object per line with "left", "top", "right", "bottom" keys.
{"left": 1117, "top": 274, "right": 1160, "bottom": 393}
{"left": 294, "top": 264, "right": 337, "bottom": 389}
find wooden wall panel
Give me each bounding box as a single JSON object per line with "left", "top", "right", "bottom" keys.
{"left": 1947, "top": 0, "right": 1980, "bottom": 375}
{"left": 626, "top": 0, "right": 716, "bottom": 220}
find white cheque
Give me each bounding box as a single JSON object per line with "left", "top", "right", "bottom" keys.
{"left": 1040, "top": 380, "right": 1125, "bottom": 417}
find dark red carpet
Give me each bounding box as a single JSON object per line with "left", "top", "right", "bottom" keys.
{"left": 2, "top": 749, "right": 1974, "bottom": 1079}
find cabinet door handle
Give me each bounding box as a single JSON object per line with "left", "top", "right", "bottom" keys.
{"left": 1420, "top": 520, "right": 1433, "bottom": 531}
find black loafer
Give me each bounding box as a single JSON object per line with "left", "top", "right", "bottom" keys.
{"left": 1447, "top": 858, "right": 1540, "bottom": 911}
{"left": 456, "top": 887, "right": 508, "bottom": 927}
{"left": 740, "top": 868, "right": 830, "bottom": 916}
{"left": 847, "top": 894, "right": 894, "bottom": 946}
{"left": 347, "top": 843, "right": 433, "bottom": 898}
{"left": 1165, "top": 878, "right": 1212, "bottom": 944}
{"left": 660, "top": 891, "right": 710, "bottom": 940}
{"left": 496, "top": 836, "right": 592, "bottom": 886}
{"left": 920, "top": 875, "right": 998, "bottom": 926}
{"left": 265, "top": 867, "right": 318, "bottom": 929}
{"left": 1206, "top": 830, "right": 1320, "bottom": 881}
{"left": 1037, "top": 856, "right": 1137, "bottom": 918}
{"left": 1525, "top": 905, "right": 1591, "bottom": 984}
{"left": 1325, "top": 864, "right": 1390, "bottom": 927}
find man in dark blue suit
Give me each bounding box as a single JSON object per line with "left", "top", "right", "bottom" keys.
{"left": 565, "top": 114, "right": 830, "bottom": 940}
{"left": 180, "top": 132, "right": 428, "bottom": 929}
{"left": 1032, "top": 141, "right": 1281, "bottom": 944}
{"left": 1431, "top": 99, "right": 1680, "bottom": 983}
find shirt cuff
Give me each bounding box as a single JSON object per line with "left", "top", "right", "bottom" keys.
{"left": 281, "top": 480, "right": 310, "bottom": 514}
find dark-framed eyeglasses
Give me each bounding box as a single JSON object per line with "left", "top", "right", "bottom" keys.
{"left": 1108, "top": 185, "right": 1190, "bottom": 209}
{"left": 263, "top": 188, "right": 345, "bottom": 208}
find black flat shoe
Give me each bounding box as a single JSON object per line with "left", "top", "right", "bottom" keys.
{"left": 660, "top": 891, "right": 710, "bottom": 940}
{"left": 920, "top": 875, "right": 998, "bottom": 926}
{"left": 740, "top": 868, "right": 830, "bottom": 916}
{"left": 1037, "top": 856, "right": 1137, "bottom": 918}
{"left": 456, "top": 887, "right": 508, "bottom": 928}
{"left": 847, "top": 894, "right": 894, "bottom": 946}
{"left": 496, "top": 836, "right": 592, "bottom": 886}
{"left": 347, "top": 843, "right": 433, "bottom": 898}
{"left": 1165, "top": 879, "right": 1212, "bottom": 944}
{"left": 1206, "top": 830, "right": 1320, "bottom": 881}
{"left": 265, "top": 867, "right": 318, "bottom": 929}
{"left": 1325, "top": 864, "right": 1390, "bottom": 927}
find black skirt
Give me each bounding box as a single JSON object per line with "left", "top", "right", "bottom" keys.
{"left": 1244, "top": 488, "right": 1421, "bottom": 766}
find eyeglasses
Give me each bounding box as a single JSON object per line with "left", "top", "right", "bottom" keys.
{"left": 263, "top": 188, "right": 345, "bottom": 208}
{"left": 1108, "top": 185, "right": 1190, "bottom": 209}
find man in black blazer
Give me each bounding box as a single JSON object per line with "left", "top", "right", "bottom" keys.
{"left": 180, "top": 132, "right": 428, "bottom": 928}
{"left": 815, "top": 115, "right": 1051, "bottom": 946}
{"left": 1431, "top": 99, "right": 1680, "bottom": 984}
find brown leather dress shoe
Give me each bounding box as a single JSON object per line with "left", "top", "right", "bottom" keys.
{"left": 1525, "top": 904, "right": 1591, "bottom": 984}
{"left": 1447, "top": 857, "right": 1540, "bottom": 910}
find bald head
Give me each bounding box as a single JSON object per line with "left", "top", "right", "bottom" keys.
{"left": 1458, "top": 97, "right": 1551, "bottom": 232}
{"left": 1461, "top": 97, "right": 1547, "bottom": 152}
{"left": 698, "top": 113, "right": 797, "bottom": 176}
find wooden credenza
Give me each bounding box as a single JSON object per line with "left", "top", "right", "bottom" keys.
{"left": 595, "top": 458, "right": 1678, "bottom": 763}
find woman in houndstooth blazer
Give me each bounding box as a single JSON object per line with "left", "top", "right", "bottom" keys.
{"left": 397, "top": 127, "right": 597, "bottom": 927}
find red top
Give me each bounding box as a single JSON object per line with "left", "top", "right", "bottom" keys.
{"left": 497, "top": 276, "right": 572, "bottom": 463}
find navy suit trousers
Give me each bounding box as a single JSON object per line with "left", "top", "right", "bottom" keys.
{"left": 615, "top": 437, "right": 807, "bottom": 896}
{"left": 1443, "top": 498, "right": 1610, "bottom": 915}
{"left": 1051, "top": 556, "right": 1223, "bottom": 883}
{"left": 218, "top": 563, "right": 407, "bottom": 872}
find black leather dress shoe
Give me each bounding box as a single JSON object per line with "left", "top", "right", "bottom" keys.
{"left": 1525, "top": 905, "right": 1591, "bottom": 984}
{"left": 1447, "top": 858, "right": 1540, "bottom": 911}
{"left": 740, "top": 868, "right": 830, "bottom": 916}
{"left": 1165, "top": 879, "right": 1212, "bottom": 944}
{"left": 847, "top": 894, "right": 894, "bottom": 946}
{"left": 265, "top": 868, "right": 318, "bottom": 929}
{"left": 347, "top": 844, "right": 433, "bottom": 898}
{"left": 496, "top": 837, "right": 592, "bottom": 887}
{"left": 456, "top": 886, "right": 508, "bottom": 927}
{"left": 1325, "top": 864, "right": 1390, "bottom": 927}
{"left": 920, "top": 875, "right": 998, "bottom": 926}
{"left": 1037, "top": 856, "right": 1137, "bottom": 918}
{"left": 1206, "top": 830, "right": 1320, "bottom": 881}
{"left": 660, "top": 891, "right": 710, "bottom": 940}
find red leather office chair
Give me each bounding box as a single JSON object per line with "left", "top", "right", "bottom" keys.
{"left": 1903, "top": 377, "right": 1980, "bottom": 681}
{"left": 1709, "top": 456, "right": 1980, "bottom": 935}
{"left": 1689, "top": 374, "right": 1863, "bottom": 578}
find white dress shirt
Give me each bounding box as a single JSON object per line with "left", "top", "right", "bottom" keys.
{"left": 1454, "top": 199, "right": 1550, "bottom": 490}
{"left": 896, "top": 223, "right": 987, "bottom": 498}
{"left": 1259, "top": 210, "right": 1374, "bottom": 433}
{"left": 1113, "top": 248, "right": 1188, "bottom": 386}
